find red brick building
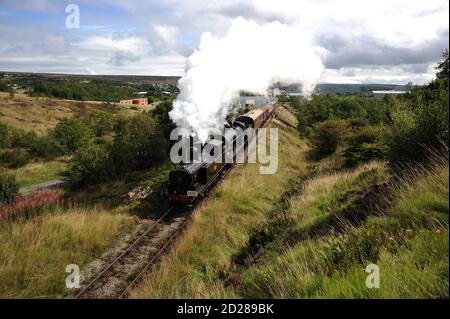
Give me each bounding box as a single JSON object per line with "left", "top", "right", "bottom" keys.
{"left": 119, "top": 98, "right": 148, "bottom": 107}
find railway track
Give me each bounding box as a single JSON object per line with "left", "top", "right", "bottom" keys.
{"left": 74, "top": 110, "right": 279, "bottom": 299}
{"left": 74, "top": 206, "right": 183, "bottom": 299}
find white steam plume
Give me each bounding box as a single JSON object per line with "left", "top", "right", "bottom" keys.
{"left": 170, "top": 17, "right": 324, "bottom": 142}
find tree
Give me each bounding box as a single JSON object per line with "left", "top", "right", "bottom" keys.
{"left": 52, "top": 117, "right": 93, "bottom": 154}
{"left": 111, "top": 114, "right": 168, "bottom": 173}
{"left": 311, "top": 119, "right": 349, "bottom": 157}
{"left": 150, "top": 98, "right": 176, "bottom": 140}
{"left": 82, "top": 111, "right": 116, "bottom": 137}
{"left": 436, "top": 49, "right": 449, "bottom": 81}
{"left": 68, "top": 143, "right": 112, "bottom": 187}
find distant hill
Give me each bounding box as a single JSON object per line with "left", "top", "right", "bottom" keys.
{"left": 315, "top": 83, "right": 413, "bottom": 95}
{"left": 274, "top": 82, "right": 416, "bottom": 96}
{"left": 0, "top": 71, "right": 180, "bottom": 85}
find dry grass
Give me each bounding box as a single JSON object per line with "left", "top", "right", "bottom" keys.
{"left": 130, "top": 110, "right": 308, "bottom": 298}
{"left": 0, "top": 92, "right": 136, "bottom": 134}
{"left": 0, "top": 205, "right": 137, "bottom": 298}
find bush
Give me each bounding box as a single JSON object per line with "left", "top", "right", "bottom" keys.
{"left": 111, "top": 114, "right": 168, "bottom": 173}
{"left": 0, "top": 171, "right": 19, "bottom": 204}
{"left": 344, "top": 125, "right": 387, "bottom": 167}
{"left": 296, "top": 94, "right": 387, "bottom": 133}
{"left": 68, "top": 142, "right": 113, "bottom": 187}
{"left": 82, "top": 111, "right": 116, "bottom": 137}
{"left": 311, "top": 119, "right": 349, "bottom": 156}
{"left": 28, "top": 136, "right": 64, "bottom": 159}
{"left": 52, "top": 117, "right": 93, "bottom": 154}
{"left": 0, "top": 149, "right": 30, "bottom": 169}
{"left": 386, "top": 79, "right": 449, "bottom": 165}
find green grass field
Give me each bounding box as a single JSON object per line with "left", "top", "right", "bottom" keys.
{"left": 5, "top": 157, "right": 69, "bottom": 188}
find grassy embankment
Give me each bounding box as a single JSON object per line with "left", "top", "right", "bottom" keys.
{"left": 0, "top": 205, "right": 137, "bottom": 298}
{"left": 131, "top": 107, "right": 448, "bottom": 298}
{"left": 131, "top": 107, "right": 308, "bottom": 298}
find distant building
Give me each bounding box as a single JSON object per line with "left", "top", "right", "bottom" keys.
{"left": 371, "top": 90, "right": 407, "bottom": 100}
{"left": 237, "top": 96, "right": 276, "bottom": 108}
{"left": 119, "top": 98, "right": 148, "bottom": 107}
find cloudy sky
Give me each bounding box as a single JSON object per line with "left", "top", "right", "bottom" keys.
{"left": 0, "top": 0, "right": 448, "bottom": 84}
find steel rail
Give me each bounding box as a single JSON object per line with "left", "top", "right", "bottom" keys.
{"left": 74, "top": 206, "right": 174, "bottom": 298}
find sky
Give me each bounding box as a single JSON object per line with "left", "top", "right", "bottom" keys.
{"left": 0, "top": 0, "right": 448, "bottom": 84}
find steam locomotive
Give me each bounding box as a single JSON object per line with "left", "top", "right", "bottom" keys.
{"left": 165, "top": 103, "right": 277, "bottom": 205}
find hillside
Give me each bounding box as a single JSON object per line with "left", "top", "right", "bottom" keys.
{"left": 130, "top": 106, "right": 448, "bottom": 298}
{"left": 0, "top": 92, "right": 139, "bottom": 135}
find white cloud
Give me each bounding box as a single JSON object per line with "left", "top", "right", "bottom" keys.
{"left": 74, "top": 35, "right": 150, "bottom": 53}
{"left": 0, "top": 0, "right": 447, "bottom": 83}
{"left": 153, "top": 24, "right": 179, "bottom": 47}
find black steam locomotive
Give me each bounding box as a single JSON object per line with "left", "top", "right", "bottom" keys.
{"left": 165, "top": 103, "right": 277, "bottom": 205}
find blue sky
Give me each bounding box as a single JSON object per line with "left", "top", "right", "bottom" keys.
{"left": 0, "top": 0, "right": 448, "bottom": 83}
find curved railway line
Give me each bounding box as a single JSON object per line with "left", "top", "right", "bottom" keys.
{"left": 74, "top": 164, "right": 235, "bottom": 299}
{"left": 73, "top": 106, "right": 278, "bottom": 299}
{"left": 74, "top": 206, "right": 180, "bottom": 299}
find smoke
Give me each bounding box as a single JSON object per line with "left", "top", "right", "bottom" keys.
{"left": 169, "top": 17, "right": 324, "bottom": 142}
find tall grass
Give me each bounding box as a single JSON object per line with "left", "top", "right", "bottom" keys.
{"left": 238, "top": 154, "right": 448, "bottom": 298}
{"left": 131, "top": 119, "right": 309, "bottom": 298}
{"left": 0, "top": 205, "right": 136, "bottom": 298}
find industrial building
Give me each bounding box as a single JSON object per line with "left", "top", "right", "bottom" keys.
{"left": 119, "top": 98, "right": 148, "bottom": 107}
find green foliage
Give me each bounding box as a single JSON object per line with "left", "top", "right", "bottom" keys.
{"left": 111, "top": 113, "right": 168, "bottom": 173}
{"left": 0, "top": 81, "right": 9, "bottom": 92}
{"left": 81, "top": 111, "right": 116, "bottom": 137}
{"left": 68, "top": 143, "right": 112, "bottom": 187}
{"left": 0, "top": 123, "right": 10, "bottom": 148}
{"left": 0, "top": 149, "right": 30, "bottom": 169}
{"left": 66, "top": 113, "right": 168, "bottom": 187}
{"left": 0, "top": 170, "right": 19, "bottom": 204}
{"left": 150, "top": 98, "right": 176, "bottom": 139}
{"left": 344, "top": 125, "right": 388, "bottom": 167}
{"left": 52, "top": 117, "right": 93, "bottom": 154}
{"left": 436, "top": 49, "right": 449, "bottom": 81}
{"left": 29, "top": 79, "right": 136, "bottom": 101}
{"left": 296, "top": 94, "right": 387, "bottom": 133}
{"left": 385, "top": 79, "right": 449, "bottom": 165}
{"left": 311, "top": 119, "right": 349, "bottom": 156}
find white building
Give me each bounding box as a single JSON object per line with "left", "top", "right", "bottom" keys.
{"left": 372, "top": 90, "right": 408, "bottom": 100}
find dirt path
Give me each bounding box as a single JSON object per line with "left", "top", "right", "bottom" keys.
{"left": 19, "top": 178, "right": 67, "bottom": 195}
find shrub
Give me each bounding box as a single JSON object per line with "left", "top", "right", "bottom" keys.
{"left": 82, "top": 111, "right": 116, "bottom": 137}
{"left": 0, "top": 171, "right": 19, "bottom": 204}
{"left": 52, "top": 117, "right": 93, "bottom": 154}
{"left": 0, "top": 123, "right": 11, "bottom": 148}
{"left": 29, "top": 136, "right": 64, "bottom": 159}
{"left": 311, "top": 119, "right": 349, "bottom": 156}
{"left": 344, "top": 125, "right": 387, "bottom": 167}
{"left": 296, "top": 94, "right": 387, "bottom": 133}
{"left": 386, "top": 81, "right": 449, "bottom": 165}
{"left": 0, "top": 149, "right": 30, "bottom": 169}
{"left": 68, "top": 142, "right": 113, "bottom": 187}
{"left": 111, "top": 114, "right": 168, "bottom": 173}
